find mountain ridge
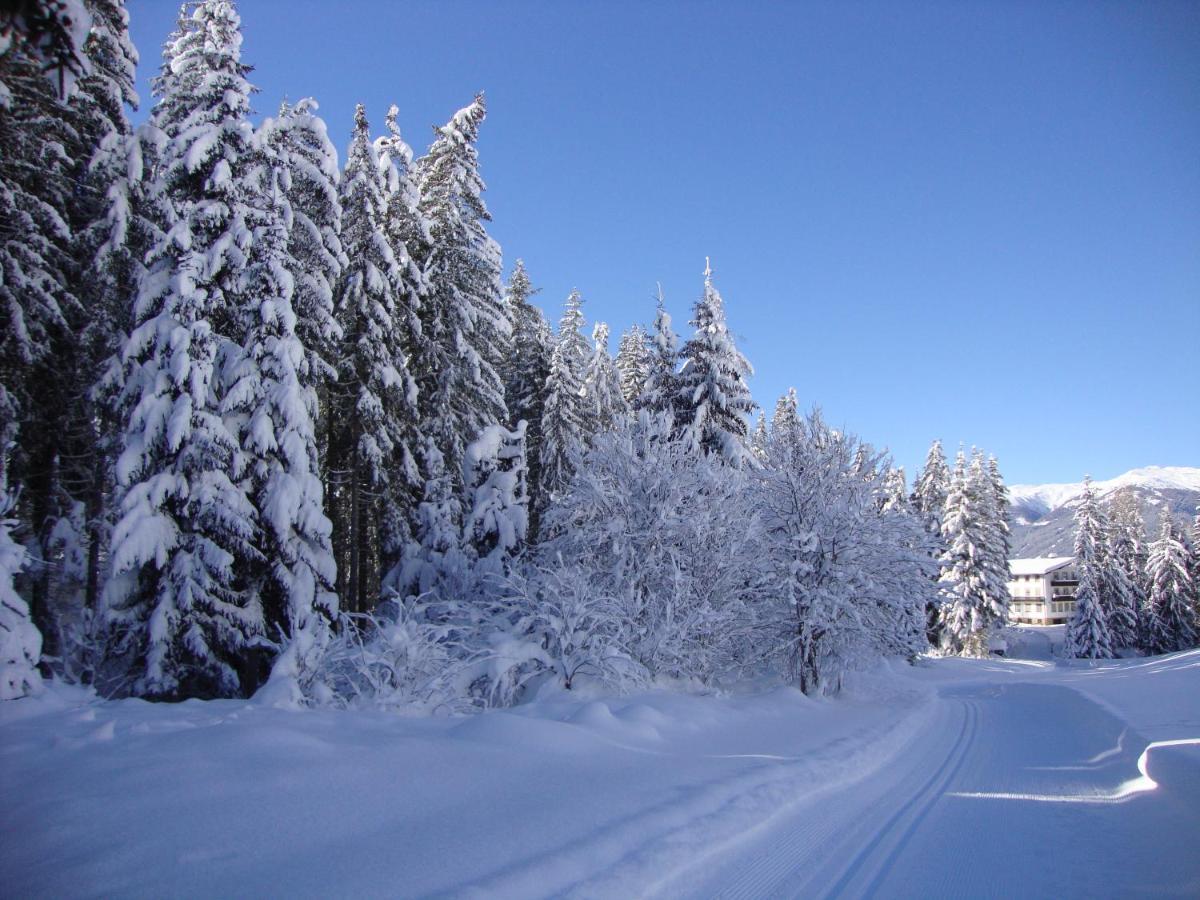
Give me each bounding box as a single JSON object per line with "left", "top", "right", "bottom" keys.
{"left": 1007, "top": 465, "right": 1199, "bottom": 557}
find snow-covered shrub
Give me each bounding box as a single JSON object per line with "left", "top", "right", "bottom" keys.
{"left": 299, "top": 598, "right": 478, "bottom": 714}
{"left": 0, "top": 491, "right": 41, "bottom": 699}
{"left": 502, "top": 561, "right": 638, "bottom": 692}
{"left": 539, "top": 411, "right": 765, "bottom": 686}
{"left": 751, "top": 407, "right": 935, "bottom": 694}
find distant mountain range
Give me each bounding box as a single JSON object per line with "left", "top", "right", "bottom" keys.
{"left": 1007, "top": 466, "right": 1200, "bottom": 558}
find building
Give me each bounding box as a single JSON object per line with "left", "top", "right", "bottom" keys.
{"left": 1007, "top": 557, "right": 1079, "bottom": 625}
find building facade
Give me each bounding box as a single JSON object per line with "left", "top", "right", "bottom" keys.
{"left": 1007, "top": 557, "right": 1079, "bottom": 625}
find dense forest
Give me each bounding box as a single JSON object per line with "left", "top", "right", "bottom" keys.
{"left": 2, "top": 1, "right": 1196, "bottom": 707}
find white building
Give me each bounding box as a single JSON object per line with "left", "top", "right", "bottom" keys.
{"left": 1007, "top": 557, "right": 1079, "bottom": 625}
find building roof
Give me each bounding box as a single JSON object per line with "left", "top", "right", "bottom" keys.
{"left": 1009, "top": 556, "right": 1074, "bottom": 576}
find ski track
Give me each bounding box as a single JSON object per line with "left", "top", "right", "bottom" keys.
{"left": 669, "top": 697, "right": 976, "bottom": 900}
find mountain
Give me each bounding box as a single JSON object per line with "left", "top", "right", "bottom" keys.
{"left": 1008, "top": 466, "right": 1200, "bottom": 557}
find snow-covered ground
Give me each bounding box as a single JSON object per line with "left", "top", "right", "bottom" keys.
{"left": 3, "top": 640, "right": 1199, "bottom": 898}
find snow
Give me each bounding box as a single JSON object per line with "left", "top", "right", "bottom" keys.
{"left": 1010, "top": 465, "right": 1200, "bottom": 513}
{"left": 3, "top": 647, "right": 1198, "bottom": 896}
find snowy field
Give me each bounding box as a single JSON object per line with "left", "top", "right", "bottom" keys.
{"left": 3, "top": 636, "right": 1199, "bottom": 898}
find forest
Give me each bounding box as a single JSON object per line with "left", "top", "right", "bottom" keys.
{"left": 2, "top": 1, "right": 1195, "bottom": 710}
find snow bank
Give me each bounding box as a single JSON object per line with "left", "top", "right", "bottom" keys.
{"left": 0, "top": 666, "right": 932, "bottom": 898}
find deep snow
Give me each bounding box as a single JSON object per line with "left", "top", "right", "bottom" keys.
{"left": 2, "top": 637, "right": 1198, "bottom": 898}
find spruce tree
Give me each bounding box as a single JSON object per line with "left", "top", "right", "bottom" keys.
{"left": 1144, "top": 520, "right": 1196, "bottom": 654}
{"left": 500, "top": 260, "right": 551, "bottom": 536}
{"left": 972, "top": 450, "right": 1010, "bottom": 626}
{"left": 103, "top": 0, "right": 263, "bottom": 699}
{"left": 260, "top": 97, "right": 345, "bottom": 415}
{"left": 581, "top": 321, "right": 628, "bottom": 435}
{"left": 750, "top": 412, "right": 768, "bottom": 461}
{"left": 539, "top": 291, "right": 589, "bottom": 503}
{"left": 1109, "top": 493, "right": 1149, "bottom": 649}
{"left": 911, "top": 440, "right": 950, "bottom": 538}
{"left": 1066, "top": 477, "right": 1114, "bottom": 659}
{"left": 938, "top": 450, "right": 991, "bottom": 655}
{"left": 328, "top": 104, "right": 421, "bottom": 614}
{"left": 615, "top": 324, "right": 650, "bottom": 406}
{"left": 65, "top": 0, "right": 145, "bottom": 622}
{"left": 223, "top": 99, "right": 338, "bottom": 689}
{"left": 637, "top": 286, "right": 679, "bottom": 417}
{"left": 414, "top": 94, "right": 509, "bottom": 480}
{"left": 674, "top": 260, "right": 756, "bottom": 465}
{"left": 0, "top": 11, "right": 84, "bottom": 662}
{"left": 0, "top": 487, "right": 39, "bottom": 699}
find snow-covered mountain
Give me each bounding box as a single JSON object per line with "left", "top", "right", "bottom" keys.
{"left": 1008, "top": 466, "right": 1200, "bottom": 557}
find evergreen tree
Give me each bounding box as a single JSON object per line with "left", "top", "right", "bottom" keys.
{"left": 0, "top": 11, "right": 83, "bottom": 661}
{"left": 749, "top": 412, "right": 768, "bottom": 461}
{"left": 911, "top": 440, "right": 950, "bottom": 538}
{"left": 674, "top": 260, "right": 756, "bottom": 465}
{"left": 1066, "top": 477, "right": 1114, "bottom": 659}
{"left": 581, "top": 321, "right": 628, "bottom": 435}
{"left": 63, "top": 0, "right": 145, "bottom": 625}
{"left": 615, "top": 324, "right": 650, "bottom": 406}
{"left": 500, "top": 260, "right": 551, "bottom": 537}
{"left": 1109, "top": 493, "right": 1150, "bottom": 649}
{"left": 225, "top": 98, "right": 338, "bottom": 690}
{"left": 538, "top": 290, "right": 589, "bottom": 503}
{"left": 260, "top": 97, "right": 345, "bottom": 413}
{"left": 462, "top": 422, "right": 529, "bottom": 576}
{"left": 327, "top": 104, "right": 421, "bottom": 614}
{"left": 0, "top": 488, "right": 40, "bottom": 699}
{"left": 938, "top": 450, "right": 992, "bottom": 655}
{"left": 414, "top": 94, "right": 509, "bottom": 479}
{"left": 637, "top": 286, "right": 679, "bottom": 417}
{"left": 972, "top": 450, "right": 1010, "bottom": 626}
{"left": 1144, "top": 520, "right": 1196, "bottom": 654}
{"left": 103, "top": 0, "right": 263, "bottom": 699}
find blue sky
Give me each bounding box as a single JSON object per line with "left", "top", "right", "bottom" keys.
{"left": 126, "top": 1, "right": 1198, "bottom": 486}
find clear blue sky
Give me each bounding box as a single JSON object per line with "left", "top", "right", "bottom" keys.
{"left": 127, "top": 0, "right": 1198, "bottom": 486}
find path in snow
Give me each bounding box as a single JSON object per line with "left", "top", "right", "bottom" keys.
{"left": 670, "top": 680, "right": 1200, "bottom": 899}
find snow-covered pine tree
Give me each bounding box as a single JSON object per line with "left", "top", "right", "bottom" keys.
{"left": 1144, "top": 520, "right": 1196, "bottom": 654}
{"left": 387, "top": 437, "right": 468, "bottom": 601}
{"left": 500, "top": 260, "right": 552, "bottom": 537}
{"left": 674, "top": 260, "right": 756, "bottom": 465}
{"left": 750, "top": 412, "right": 768, "bottom": 461}
{"left": 0, "top": 487, "right": 40, "bottom": 699}
{"left": 938, "top": 450, "right": 991, "bottom": 655}
{"left": 462, "top": 422, "right": 528, "bottom": 577}
{"left": 911, "top": 439, "right": 951, "bottom": 644}
{"left": 0, "top": 0, "right": 93, "bottom": 98}
{"left": 414, "top": 94, "right": 509, "bottom": 482}
{"left": 636, "top": 286, "right": 679, "bottom": 417}
{"left": 103, "top": 0, "right": 264, "bottom": 699}
{"left": 328, "top": 104, "right": 421, "bottom": 614}
{"left": 1109, "top": 492, "right": 1149, "bottom": 649}
{"left": 222, "top": 95, "right": 339, "bottom": 692}
{"left": 581, "top": 322, "right": 628, "bottom": 435}
{"left": 1066, "top": 477, "right": 1114, "bottom": 659}
{"left": 882, "top": 466, "right": 908, "bottom": 513}
{"left": 972, "top": 449, "right": 1010, "bottom": 627}
{"left": 615, "top": 323, "right": 650, "bottom": 406}
{"left": 985, "top": 454, "right": 1012, "bottom": 572}
{"left": 0, "top": 10, "right": 85, "bottom": 663}
{"left": 538, "top": 290, "right": 589, "bottom": 503}
{"left": 911, "top": 440, "right": 950, "bottom": 538}
{"left": 259, "top": 97, "right": 345, "bottom": 422}
{"left": 62, "top": 0, "right": 145, "bottom": 626}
